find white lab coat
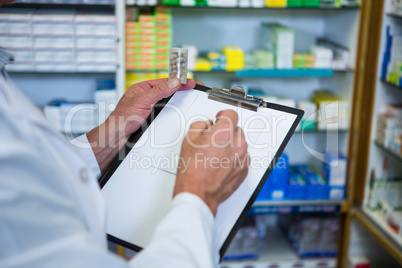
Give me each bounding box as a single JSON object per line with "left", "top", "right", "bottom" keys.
{"left": 0, "top": 71, "right": 219, "bottom": 268}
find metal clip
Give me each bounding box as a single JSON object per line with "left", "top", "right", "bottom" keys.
{"left": 207, "top": 86, "right": 267, "bottom": 112}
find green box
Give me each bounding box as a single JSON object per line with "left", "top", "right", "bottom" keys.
{"left": 287, "top": 0, "right": 303, "bottom": 7}
{"left": 303, "top": 0, "right": 320, "bottom": 7}
{"left": 161, "top": 0, "right": 180, "bottom": 5}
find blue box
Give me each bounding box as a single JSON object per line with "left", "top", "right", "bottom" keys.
{"left": 256, "top": 154, "right": 289, "bottom": 201}
{"left": 285, "top": 167, "right": 308, "bottom": 200}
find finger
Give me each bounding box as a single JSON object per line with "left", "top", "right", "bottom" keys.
{"left": 215, "top": 110, "right": 239, "bottom": 129}
{"left": 235, "top": 126, "right": 248, "bottom": 155}
{"left": 196, "top": 81, "right": 205, "bottom": 86}
{"left": 187, "top": 120, "right": 210, "bottom": 141}
{"left": 140, "top": 78, "right": 181, "bottom": 105}
{"left": 129, "top": 78, "right": 169, "bottom": 93}
{"left": 178, "top": 79, "right": 197, "bottom": 91}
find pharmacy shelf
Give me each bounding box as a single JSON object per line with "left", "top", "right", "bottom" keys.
{"left": 374, "top": 141, "right": 402, "bottom": 163}
{"left": 159, "top": 5, "right": 359, "bottom": 11}
{"left": 8, "top": 71, "right": 116, "bottom": 74}
{"left": 381, "top": 79, "right": 402, "bottom": 90}
{"left": 250, "top": 199, "right": 346, "bottom": 215}
{"left": 127, "top": 69, "right": 351, "bottom": 78}
{"left": 352, "top": 207, "right": 402, "bottom": 265}
{"left": 10, "top": 1, "right": 115, "bottom": 8}
{"left": 221, "top": 226, "right": 336, "bottom": 268}
{"left": 387, "top": 13, "right": 402, "bottom": 20}
{"left": 235, "top": 68, "right": 335, "bottom": 78}
{"left": 294, "top": 129, "right": 349, "bottom": 134}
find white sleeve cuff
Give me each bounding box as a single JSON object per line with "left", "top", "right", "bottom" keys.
{"left": 129, "top": 192, "right": 219, "bottom": 268}
{"left": 70, "top": 134, "right": 101, "bottom": 178}
{"left": 172, "top": 192, "right": 215, "bottom": 226}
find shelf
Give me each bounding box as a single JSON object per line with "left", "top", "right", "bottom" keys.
{"left": 387, "top": 13, "right": 402, "bottom": 20}
{"left": 158, "top": 5, "right": 359, "bottom": 11}
{"left": 374, "top": 141, "right": 402, "bottom": 163}
{"left": 127, "top": 69, "right": 351, "bottom": 78}
{"left": 294, "top": 129, "right": 349, "bottom": 134}
{"left": 221, "top": 226, "right": 336, "bottom": 268}
{"left": 250, "top": 199, "right": 346, "bottom": 215}
{"left": 8, "top": 1, "right": 115, "bottom": 9}
{"left": 353, "top": 208, "right": 402, "bottom": 265}
{"left": 235, "top": 68, "right": 335, "bottom": 77}
{"left": 381, "top": 79, "right": 402, "bottom": 90}
{"left": 8, "top": 71, "right": 115, "bottom": 75}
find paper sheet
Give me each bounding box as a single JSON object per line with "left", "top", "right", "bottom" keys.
{"left": 101, "top": 89, "right": 297, "bottom": 251}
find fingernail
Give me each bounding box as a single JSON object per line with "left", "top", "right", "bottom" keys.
{"left": 167, "top": 78, "right": 180, "bottom": 89}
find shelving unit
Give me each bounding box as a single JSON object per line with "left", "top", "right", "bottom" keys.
{"left": 221, "top": 226, "right": 336, "bottom": 268}
{"left": 235, "top": 68, "right": 335, "bottom": 77}
{"left": 1, "top": 1, "right": 369, "bottom": 267}
{"left": 374, "top": 141, "right": 402, "bottom": 163}
{"left": 347, "top": 0, "right": 402, "bottom": 267}
{"left": 381, "top": 79, "right": 402, "bottom": 90}
{"left": 251, "top": 199, "right": 346, "bottom": 214}
{"left": 353, "top": 208, "right": 402, "bottom": 264}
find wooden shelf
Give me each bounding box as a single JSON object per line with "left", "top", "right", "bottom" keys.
{"left": 374, "top": 141, "right": 402, "bottom": 163}
{"left": 352, "top": 208, "right": 402, "bottom": 265}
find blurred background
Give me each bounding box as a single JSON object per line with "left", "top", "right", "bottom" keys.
{"left": 1, "top": 0, "right": 402, "bottom": 267}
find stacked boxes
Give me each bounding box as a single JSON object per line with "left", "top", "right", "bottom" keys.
{"left": 296, "top": 101, "right": 316, "bottom": 131}
{"left": 280, "top": 215, "right": 339, "bottom": 257}
{"left": 293, "top": 53, "right": 316, "bottom": 69}
{"left": 256, "top": 154, "right": 289, "bottom": 201}
{"left": 75, "top": 15, "right": 116, "bottom": 72}
{"left": 311, "top": 46, "right": 334, "bottom": 69}
{"left": 256, "top": 152, "right": 346, "bottom": 201}
{"left": 312, "top": 90, "right": 349, "bottom": 130}
{"left": 303, "top": 0, "right": 320, "bottom": 7}
{"left": 390, "top": 0, "right": 402, "bottom": 16}
{"left": 265, "top": 0, "right": 286, "bottom": 7}
{"left": 125, "top": 8, "right": 172, "bottom": 71}
{"left": 32, "top": 14, "right": 75, "bottom": 72}
{"left": 0, "top": 13, "right": 116, "bottom": 72}
{"left": 381, "top": 25, "right": 402, "bottom": 87}
{"left": 261, "top": 23, "right": 294, "bottom": 69}
{"left": 222, "top": 46, "right": 244, "bottom": 71}
{"left": 204, "top": 51, "right": 226, "bottom": 71}
{"left": 0, "top": 14, "right": 33, "bottom": 71}
{"left": 375, "top": 104, "right": 402, "bottom": 153}
{"left": 323, "top": 152, "right": 347, "bottom": 200}
{"left": 44, "top": 101, "right": 97, "bottom": 134}
{"left": 244, "top": 50, "right": 274, "bottom": 69}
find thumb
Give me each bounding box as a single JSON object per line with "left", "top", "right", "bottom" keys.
{"left": 141, "top": 78, "right": 181, "bottom": 104}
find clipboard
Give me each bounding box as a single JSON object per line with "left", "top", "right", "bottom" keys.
{"left": 98, "top": 84, "right": 304, "bottom": 260}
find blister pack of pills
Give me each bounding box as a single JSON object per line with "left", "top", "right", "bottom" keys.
{"left": 169, "top": 48, "right": 188, "bottom": 84}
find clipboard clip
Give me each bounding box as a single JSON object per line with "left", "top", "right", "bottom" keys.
{"left": 194, "top": 84, "right": 268, "bottom": 112}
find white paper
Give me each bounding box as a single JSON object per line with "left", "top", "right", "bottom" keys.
{"left": 101, "top": 89, "right": 297, "bottom": 250}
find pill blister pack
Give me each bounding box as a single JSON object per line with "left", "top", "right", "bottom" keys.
{"left": 169, "top": 48, "right": 188, "bottom": 84}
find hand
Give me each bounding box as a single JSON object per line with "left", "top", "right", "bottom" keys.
{"left": 173, "top": 110, "right": 250, "bottom": 216}
{"left": 110, "top": 78, "right": 197, "bottom": 139}
{"left": 87, "top": 78, "right": 198, "bottom": 172}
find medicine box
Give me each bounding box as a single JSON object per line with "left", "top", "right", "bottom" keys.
{"left": 385, "top": 180, "right": 402, "bottom": 210}
{"left": 256, "top": 153, "right": 289, "bottom": 201}
{"left": 261, "top": 23, "right": 295, "bottom": 69}
{"left": 297, "top": 100, "right": 317, "bottom": 131}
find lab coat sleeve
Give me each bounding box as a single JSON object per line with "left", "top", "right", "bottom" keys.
{"left": 129, "top": 192, "right": 219, "bottom": 268}
{"left": 0, "top": 128, "right": 124, "bottom": 267}
{"left": 0, "top": 128, "right": 218, "bottom": 267}
{"left": 70, "top": 134, "right": 101, "bottom": 178}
